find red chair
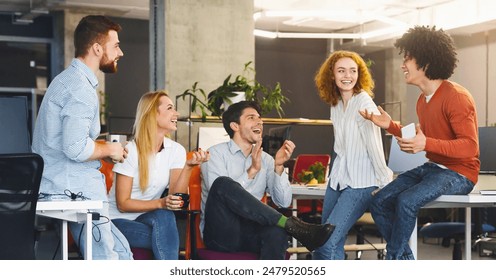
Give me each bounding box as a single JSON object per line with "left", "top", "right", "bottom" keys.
{"left": 292, "top": 154, "right": 331, "bottom": 184}
{"left": 184, "top": 155, "right": 259, "bottom": 260}
{"left": 291, "top": 154, "right": 331, "bottom": 221}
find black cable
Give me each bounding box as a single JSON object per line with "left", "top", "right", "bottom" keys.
{"left": 39, "top": 189, "right": 90, "bottom": 201}
{"left": 76, "top": 223, "right": 85, "bottom": 259}
{"left": 64, "top": 189, "right": 90, "bottom": 200}
{"left": 91, "top": 215, "right": 110, "bottom": 243}
{"left": 75, "top": 214, "right": 111, "bottom": 258}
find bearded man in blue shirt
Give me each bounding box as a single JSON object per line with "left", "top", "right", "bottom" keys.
{"left": 32, "top": 15, "right": 132, "bottom": 260}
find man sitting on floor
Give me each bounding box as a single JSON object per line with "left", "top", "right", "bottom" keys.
{"left": 200, "top": 101, "right": 334, "bottom": 259}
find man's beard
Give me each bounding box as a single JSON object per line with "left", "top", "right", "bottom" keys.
{"left": 99, "top": 53, "right": 117, "bottom": 73}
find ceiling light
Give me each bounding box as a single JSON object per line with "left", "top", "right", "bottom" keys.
{"left": 254, "top": 29, "right": 361, "bottom": 39}
{"left": 261, "top": 10, "right": 358, "bottom": 18}
{"left": 361, "top": 26, "right": 408, "bottom": 40}
{"left": 253, "top": 29, "right": 277, "bottom": 38}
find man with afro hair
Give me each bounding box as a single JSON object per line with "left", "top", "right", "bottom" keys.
{"left": 360, "top": 26, "right": 480, "bottom": 260}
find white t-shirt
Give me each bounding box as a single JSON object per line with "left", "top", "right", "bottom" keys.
{"left": 108, "top": 137, "right": 186, "bottom": 220}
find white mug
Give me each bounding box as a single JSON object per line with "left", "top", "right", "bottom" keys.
{"left": 107, "top": 134, "right": 127, "bottom": 145}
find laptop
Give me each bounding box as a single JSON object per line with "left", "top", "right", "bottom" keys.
{"left": 387, "top": 137, "right": 427, "bottom": 175}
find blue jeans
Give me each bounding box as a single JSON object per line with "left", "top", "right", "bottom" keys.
{"left": 112, "top": 209, "right": 179, "bottom": 260}
{"left": 370, "top": 162, "right": 474, "bottom": 260}
{"left": 203, "top": 176, "right": 288, "bottom": 259}
{"left": 313, "top": 185, "right": 376, "bottom": 260}
{"left": 69, "top": 202, "right": 133, "bottom": 260}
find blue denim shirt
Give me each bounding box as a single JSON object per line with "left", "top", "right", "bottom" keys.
{"left": 32, "top": 58, "right": 105, "bottom": 200}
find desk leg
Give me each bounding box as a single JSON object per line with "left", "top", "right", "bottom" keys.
{"left": 465, "top": 207, "right": 471, "bottom": 260}
{"left": 290, "top": 198, "right": 298, "bottom": 260}
{"left": 61, "top": 220, "right": 68, "bottom": 260}
{"left": 85, "top": 213, "right": 93, "bottom": 260}
{"left": 410, "top": 219, "right": 418, "bottom": 260}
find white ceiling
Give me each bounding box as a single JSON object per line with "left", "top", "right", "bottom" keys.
{"left": 253, "top": 0, "right": 450, "bottom": 32}
{"left": 3, "top": 0, "right": 496, "bottom": 48}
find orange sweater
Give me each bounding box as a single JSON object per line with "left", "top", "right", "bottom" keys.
{"left": 387, "top": 80, "right": 480, "bottom": 184}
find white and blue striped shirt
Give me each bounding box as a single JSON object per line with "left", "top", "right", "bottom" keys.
{"left": 32, "top": 58, "right": 106, "bottom": 200}
{"left": 329, "top": 91, "right": 393, "bottom": 190}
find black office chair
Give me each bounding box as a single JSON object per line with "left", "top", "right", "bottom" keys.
{"left": 0, "top": 153, "right": 44, "bottom": 260}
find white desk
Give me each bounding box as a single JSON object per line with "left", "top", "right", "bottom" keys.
{"left": 412, "top": 193, "right": 496, "bottom": 260}
{"left": 411, "top": 175, "right": 496, "bottom": 260}
{"left": 291, "top": 184, "right": 326, "bottom": 198}
{"left": 290, "top": 176, "right": 496, "bottom": 260}
{"left": 290, "top": 184, "right": 326, "bottom": 259}
{"left": 36, "top": 200, "right": 103, "bottom": 260}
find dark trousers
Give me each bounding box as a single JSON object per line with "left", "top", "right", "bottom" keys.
{"left": 203, "top": 176, "right": 288, "bottom": 259}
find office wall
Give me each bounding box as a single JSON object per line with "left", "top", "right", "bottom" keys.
{"left": 165, "top": 0, "right": 255, "bottom": 150}
{"left": 255, "top": 38, "right": 334, "bottom": 156}
{"left": 105, "top": 18, "right": 149, "bottom": 134}
{"left": 452, "top": 31, "right": 496, "bottom": 127}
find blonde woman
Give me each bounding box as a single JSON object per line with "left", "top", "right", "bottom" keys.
{"left": 108, "top": 90, "right": 209, "bottom": 260}
{"left": 313, "top": 50, "right": 392, "bottom": 259}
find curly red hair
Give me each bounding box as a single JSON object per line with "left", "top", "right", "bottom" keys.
{"left": 315, "top": 50, "right": 375, "bottom": 106}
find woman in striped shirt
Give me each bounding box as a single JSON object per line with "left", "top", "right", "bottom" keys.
{"left": 312, "top": 50, "right": 393, "bottom": 260}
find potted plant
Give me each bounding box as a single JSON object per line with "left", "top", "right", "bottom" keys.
{"left": 177, "top": 81, "right": 211, "bottom": 121}
{"left": 177, "top": 61, "right": 289, "bottom": 121}
{"left": 297, "top": 161, "right": 327, "bottom": 185}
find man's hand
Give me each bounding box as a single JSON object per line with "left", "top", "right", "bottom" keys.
{"left": 359, "top": 106, "right": 392, "bottom": 129}
{"left": 274, "top": 140, "right": 296, "bottom": 175}
{"left": 108, "top": 141, "right": 127, "bottom": 163}
{"left": 396, "top": 124, "right": 426, "bottom": 154}
{"left": 247, "top": 138, "right": 263, "bottom": 179}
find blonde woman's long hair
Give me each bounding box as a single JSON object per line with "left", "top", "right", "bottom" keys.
{"left": 132, "top": 90, "right": 169, "bottom": 192}
{"left": 315, "top": 50, "right": 375, "bottom": 106}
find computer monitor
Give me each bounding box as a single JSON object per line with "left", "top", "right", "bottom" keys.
{"left": 0, "top": 96, "right": 31, "bottom": 154}
{"left": 197, "top": 126, "right": 230, "bottom": 151}
{"left": 479, "top": 126, "right": 496, "bottom": 174}
{"left": 263, "top": 125, "right": 291, "bottom": 157}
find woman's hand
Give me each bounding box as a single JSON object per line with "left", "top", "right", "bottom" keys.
{"left": 186, "top": 149, "right": 210, "bottom": 167}
{"left": 161, "top": 194, "right": 184, "bottom": 211}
